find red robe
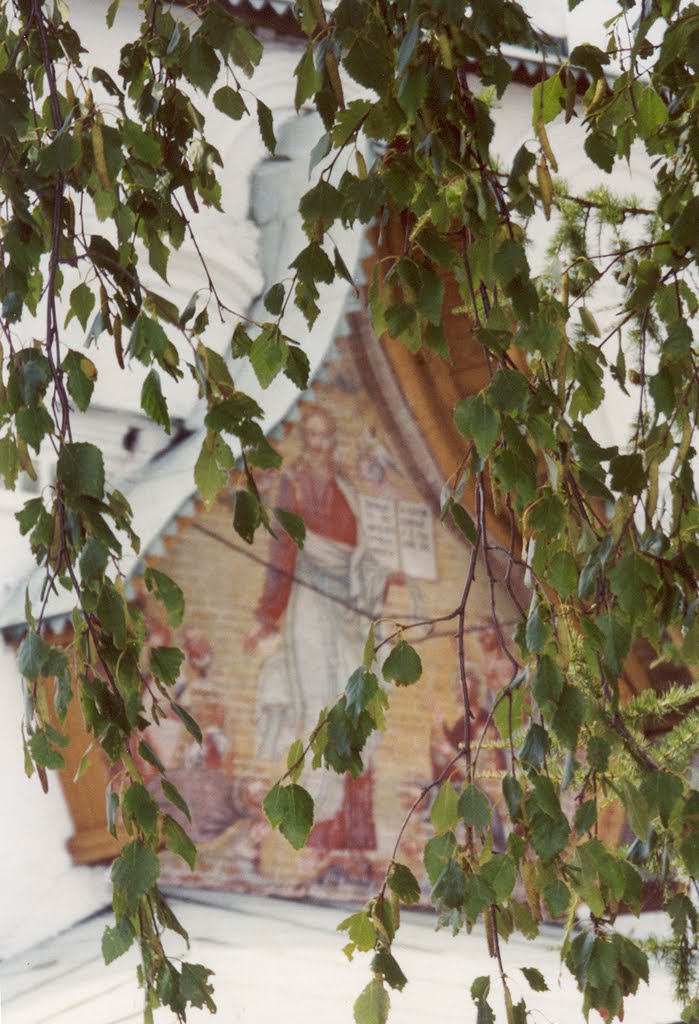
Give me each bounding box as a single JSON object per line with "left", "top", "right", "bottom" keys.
{"left": 256, "top": 464, "right": 376, "bottom": 850}
{"left": 255, "top": 466, "right": 358, "bottom": 627}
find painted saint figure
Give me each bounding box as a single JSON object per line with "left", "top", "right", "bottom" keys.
{"left": 245, "top": 407, "right": 388, "bottom": 851}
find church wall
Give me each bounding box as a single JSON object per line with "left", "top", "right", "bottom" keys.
{"left": 135, "top": 328, "right": 520, "bottom": 902}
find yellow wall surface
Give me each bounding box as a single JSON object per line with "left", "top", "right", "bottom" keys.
{"left": 133, "top": 329, "right": 520, "bottom": 902}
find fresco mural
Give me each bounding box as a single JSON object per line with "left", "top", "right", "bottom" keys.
{"left": 134, "top": 333, "right": 521, "bottom": 901}
{"left": 245, "top": 406, "right": 386, "bottom": 864}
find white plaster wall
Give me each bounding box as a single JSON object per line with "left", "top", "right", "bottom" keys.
{"left": 0, "top": 641, "right": 110, "bottom": 959}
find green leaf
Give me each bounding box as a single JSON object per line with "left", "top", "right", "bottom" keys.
{"left": 502, "top": 774, "right": 523, "bottom": 819}
{"left": 636, "top": 85, "right": 668, "bottom": 138}
{"left": 274, "top": 507, "right": 306, "bottom": 549}
{"left": 0, "top": 435, "right": 20, "bottom": 489}
{"left": 597, "top": 611, "right": 631, "bottom": 675}
{"left": 450, "top": 503, "right": 478, "bottom": 546}
{"left": 388, "top": 862, "right": 421, "bottom": 905}
{"left": 345, "top": 668, "right": 379, "bottom": 725}
{"left": 397, "top": 17, "right": 420, "bottom": 73}
{"left": 551, "top": 684, "right": 586, "bottom": 750}
{"left": 161, "top": 779, "right": 192, "bottom": 823}
{"left": 338, "top": 911, "right": 376, "bottom": 952}
{"left": 96, "top": 579, "right": 127, "bottom": 649}
{"left": 516, "top": 320, "right": 562, "bottom": 360}
{"left": 488, "top": 368, "right": 530, "bottom": 416}
{"left": 547, "top": 550, "right": 578, "bottom": 600}
{"left": 294, "top": 41, "right": 322, "bottom": 109}
{"left": 544, "top": 879, "right": 571, "bottom": 917}
{"left": 35, "top": 127, "right": 80, "bottom": 176}
{"left": 525, "top": 604, "right": 550, "bottom": 654}
{"left": 61, "top": 351, "right": 96, "bottom": 412}
{"left": 521, "top": 966, "right": 548, "bottom": 992}
{"left": 257, "top": 99, "right": 276, "bottom": 154}
{"left": 184, "top": 34, "right": 220, "bottom": 94}
{"left": 334, "top": 245, "right": 356, "bottom": 289}
{"left": 264, "top": 282, "right": 285, "bottom": 316}
{"left": 363, "top": 622, "right": 376, "bottom": 669}
{"left": 382, "top": 639, "right": 422, "bottom": 686}
{"left": 416, "top": 265, "right": 445, "bottom": 325}
{"left": 123, "top": 119, "right": 162, "bottom": 165}
{"left": 150, "top": 646, "right": 185, "bottom": 686}
{"left": 416, "top": 227, "right": 458, "bottom": 268}
{"left": 17, "top": 631, "right": 51, "bottom": 679}
{"left": 195, "top": 431, "right": 232, "bottom": 508}
{"left": 284, "top": 344, "right": 311, "bottom": 390}
{"left": 424, "top": 831, "right": 457, "bottom": 883}
{"left": 343, "top": 27, "right": 394, "bottom": 94}
{"left": 384, "top": 302, "right": 416, "bottom": 341}
{"left": 430, "top": 780, "right": 459, "bottom": 834}
{"left": 233, "top": 489, "right": 260, "bottom": 544}
{"left": 138, "top": 740, "right": 166, "bottom": 775}
{"left": 28, "top": 729, "right": 65, "bottom": 769}
{"left": 16, "top": 406, "right": 54, "bottom": 452}
{"left": 528, "top": 494, "right": 566, "bottom": 539}
{"left": 518, "top": 723, "right": 550, "bottom": 768}
{"left": 458, "top": 784, "right": 492, "bottom": 830}
{"left": 533, "top": 655, "right": 563, "bottom": 708}
{"left": 144, "top": 568, "right": 185, "bottom": 627}
{"left": 532, "top": 774, "right": 560, "bottom": 818}
{"left": 609, "top": 453, "right": 645, "bottom": 496}
{"left": 16, "top": 356, "right": 52, "bottom": 408}
{"left": 264, "top": 782, "right": 314, "bottom": 850}
{"left": 494, "top": 239, "right": 529, "bottom": 286}
{"left": 213, "top": 85, "right": 246, "bottom": 120}
{"left": 433, "top": 857, "right": 467, "bottom": 909}
{"left": 128, "top": 314, "right": 168, "bottom": 363}
{"left": 163, "top": 814, "right": 197, "bottom": 870}
{"left": 454, "top": 394, "right": 500, "bottom": 459}
{"left": 530, "top": 810, "right": 570, "bottom": 862}
{"left": 263, "top": 782, "right": 286, "bottom": 828}
{"left": 180, "top": 962, "right": 216, "bottom": 1012}
{"left": 170, "top": 701, "right": 202, "bottom": 744}
{"left": 371, "top": 949, "right": 407, "bottom": 992}
{"left": 16, "top": 497, "right": 43, "bottom": 536}
{"left": 570, "top": 43, "right": 609, "bottom": 78}
{"left": 285, "top": 738, "right": 304, "bottom": 783}
{"left": 584, "top": 131, "right": 616, "bottom": 173}
{"left": 619, "top": 779, "right": 651, "bottom": 841}
{"left": 123, "top": 782, "right": 159, "bottom": 840}
{"left": 228, "top": 23, "right": 263, "bottom": 75}
{"left": 480, "top": 855, "right": 516, "bottom": 901}
{"left": 354, "top": 978, "right": 390, "bottom": 1024}
{"left": 102, "top": 919, "right": 135, "bottom": 964}
{"left": 587, "top": 736, "right": 611, "bottom": 772}
{"left": 532, "top": 71, "right": 566, "bottom": 126}
{"left": 141, "top": 369, "right": 171, "bottom": 433}
{"left": 111, "top": 840, "right": 160, "bottom": 914}
{"left": 640, "top": 771, "right": 683, "bottom": 826}
{"left": 57, "top": 442, "right": 104, "bottom": 499}
{"left": 471, "top": 976, "right": 491, "bottom": 1002}
{"left": 292, "top": 243, "right": 335, "bottom": 289}
{"left": 575, "top": 799, "right": 597, "bottom": 837}
{"left": 69, "top": 283, "right": 96, "bottom": 330}
{"left": 250, "top": 327, "right": 287, "bottom": 388}
{"left": 397, "top": 66, "right": 427, "bottom": 121}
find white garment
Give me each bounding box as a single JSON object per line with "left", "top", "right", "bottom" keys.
{"left": 255, "top": 522, "right": 386, "bottom": 822}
